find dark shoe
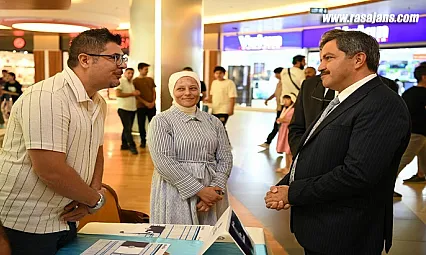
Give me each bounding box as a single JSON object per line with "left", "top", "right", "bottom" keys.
{"left": 140, "top": 141, "right": 146, "bottom": 148}
{"left": 130, "top": 147, "right": 138, "bottom": 155}
{"left": 403, "top": 175, "right": 426, "bottom": 183}
{"left": 393, "top": 191, "right": 402, "bottom": 198}
{"left": 121, "top": 145, "right": 130, "bottom": 150}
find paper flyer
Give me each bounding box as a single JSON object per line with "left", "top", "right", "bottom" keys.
{"left": 81, "top": 239, "right": 170, "bottom": 255}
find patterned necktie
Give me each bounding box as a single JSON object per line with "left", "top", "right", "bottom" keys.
{"left": 289, "top": 96, "right": 341, "bottom": 184}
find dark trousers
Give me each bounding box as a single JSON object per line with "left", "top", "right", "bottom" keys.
{"left": 213, "top": 114, "right": 229, "bottom": 126}
{"left": 265, "top": 109, "right": 283, "bottom": 144}
{"left": 137, "top": 107, "right": 156, "bottom": 142}
{"left": 118, "top": 108, "right": 136, "bottom": 148}
{"left": 5, "top": 222, "right": 77, "bottom": 255}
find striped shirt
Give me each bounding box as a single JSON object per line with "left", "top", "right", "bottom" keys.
{"left": 0, "top": 66, "right": 107, "bottom": 233}
{"left": 148, "top": 106, "right": 233, "bottom": 200}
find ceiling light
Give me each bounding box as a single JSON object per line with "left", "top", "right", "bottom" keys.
{"left": 117, "top": 23, "right": 130, "bottom": 30}
{"left": 0, "top": 25, "right": 12, "bottom": 30}
{"left": 12, "top": 23, "right": 90, "bottom": 33}
{"left": 203, "top": 0, "right": 369, "bottom": 24}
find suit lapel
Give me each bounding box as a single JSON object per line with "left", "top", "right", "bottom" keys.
{"left": 324, "top": 88, "right": 335, "bottom": 100}
{"left": 299, "top": 76, "right": 382, "bottom": 150}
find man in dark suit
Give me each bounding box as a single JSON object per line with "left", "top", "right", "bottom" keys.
{"left": 264, "top": 29, "right": 411, "bottom": 254}
{"left": 288, "top": 74, "right": 398, "bottom": 156}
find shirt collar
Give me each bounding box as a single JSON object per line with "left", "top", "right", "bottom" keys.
{"left": 63, "top": 66, "right": 92, "bottom": 103}
{"left": 338, "top": 73, "right": 377, "bottom": 103}
{"left": 170, "top": 105, "right": 205, "bottom": 123}
{"left": 119, "top": 77, "right": 132, "bottom": 85}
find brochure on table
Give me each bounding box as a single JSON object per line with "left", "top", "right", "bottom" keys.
{"left": 80, "top": 206, "right": 256, "bottom": 255}
{"left": 81, "top": 240, "right": 170, "bottom": 255}
{"left": 198, "top": 206, "right": 256, "bottom": 255}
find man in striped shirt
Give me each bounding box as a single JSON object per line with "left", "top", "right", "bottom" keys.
{"left": 0, "top": 28, "right": 127, "bottom": 254}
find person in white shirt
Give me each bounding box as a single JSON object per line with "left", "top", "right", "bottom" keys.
{"left": 115, "top": 68, "right": 140, "bottom": 155}
{"left": 280, "top": 55, "right": 306, "bottom": 103}
{"left": 209, "top": 66, "right": 238, "bottom": 126}
{"left": 0, "top": 28, "right": 127, "bottom": 255}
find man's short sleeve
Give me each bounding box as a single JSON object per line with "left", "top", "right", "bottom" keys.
{"left": 228, "top": 80, "right": 238, "bottom": 98}
{"left": 19, "top": 90, "right": 70, "bottom": 153}
{"left": 114, "top": 82, "right": 123, "bottom": 91}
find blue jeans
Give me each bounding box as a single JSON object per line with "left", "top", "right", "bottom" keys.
{"left": 4, "top": 222, "right": 77, "bottom": 255}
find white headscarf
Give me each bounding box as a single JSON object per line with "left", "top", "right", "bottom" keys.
{"left": 168, "top": 71, "right": 201, "bottom": 114}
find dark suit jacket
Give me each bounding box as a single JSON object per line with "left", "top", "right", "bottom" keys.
{"left": 288, "top": 75, "right": 399, "bottom": 155}
{"left": 277, "top": 76, "right": 411, "bottom": 254}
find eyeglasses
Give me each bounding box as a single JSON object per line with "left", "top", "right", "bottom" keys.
{"left": 84, "top": 53, "right": 128, "bottom": 66}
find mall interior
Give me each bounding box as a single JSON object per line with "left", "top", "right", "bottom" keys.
{"left": 0, "top": 0, "right": 426, "bottom": 254}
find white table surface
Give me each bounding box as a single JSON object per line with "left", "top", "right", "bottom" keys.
{"left": 79, "top": 222, "right": 266, "bottom": 245}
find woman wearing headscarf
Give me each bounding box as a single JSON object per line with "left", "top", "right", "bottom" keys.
{"left": 148, "top": 71, "right": 233, "bottom": 225}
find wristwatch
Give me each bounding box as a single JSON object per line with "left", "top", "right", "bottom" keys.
{"left": 88, "top": 192, "right": 105, "bottom": 214}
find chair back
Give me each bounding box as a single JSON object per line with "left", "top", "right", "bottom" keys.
{"left": 77, "top": 184, "right": 121, "bottom": 231}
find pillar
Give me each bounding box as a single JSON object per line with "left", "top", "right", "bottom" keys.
{"left": 33, "top": 35, "right": 62, "bottom": 82}
{"left": 129, "top": 0, "right": 203, "bottom": 111}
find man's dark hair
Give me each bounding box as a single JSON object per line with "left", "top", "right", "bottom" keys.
{"left": 414, "top": 65, "right": 426, "bottom": 83}
{"left": 292, "top": 55, "right": 305, "bottom": 65}
{"left": 8, "top": 72, "right": 16, "bottom": 80}
{"left": 273, "top": 67, "right": 283, "bottom": 74}
{"left": 138, "top": 63, "right": 150, "bottom": 70}
{"left": 319, "top": 29, "right": 380, "bottom": 72}
{"left": 67, "top": 28, "right": 122, "bottom": 68}
{"left": 1, "top": 70, "right": 7, "bottom": 73}
{"left": 183, "top": 67, "right": 193, "bottom": 71}
{"left": 420, "top": 62, "right": 426, "bottom": 67}
{"left": 125, "top": 68, "right": 134, "bottom": 72}
{"left": 214, "top": 66, "right": 226, "bottom": 73}
{"left": 306, "top": 66, "right": 316, "bottom": 72}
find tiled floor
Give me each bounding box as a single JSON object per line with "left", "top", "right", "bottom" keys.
{"left": 224, "top": 110, "right": 426, "bottom": 255}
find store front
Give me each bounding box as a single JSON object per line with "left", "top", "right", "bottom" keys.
{"left": 0, "top": 34, "right": 35, "bottom": 86}
{"left": 220, "top": 31, "right": 305, "bottom": 109}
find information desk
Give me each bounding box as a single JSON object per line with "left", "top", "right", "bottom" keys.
{"left": 57, "top": 222, "right": 269, "bottom": 255}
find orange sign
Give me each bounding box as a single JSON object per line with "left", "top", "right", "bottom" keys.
{"left": 13, "top": 38, "right": 26, "bottom": 49}
{"left": 413, "top": 54, "right": 426, "bottom": 60}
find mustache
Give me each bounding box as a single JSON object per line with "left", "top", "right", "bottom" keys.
{"left": 320, "top": 71, "right": 330, "bottom": 76}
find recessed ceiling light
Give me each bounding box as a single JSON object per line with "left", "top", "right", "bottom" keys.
{"left": 116, "top": 23, "right": 130, "bottom": 30}
{"left": 12, "top": 23, "right": 90, "bottom": 33}
{"left": 0, "top": 25, "right": 12, "bottom": 30}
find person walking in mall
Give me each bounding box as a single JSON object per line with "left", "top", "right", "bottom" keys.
{"left": 148, "top": 71, "right": 232, "bottom": 225}
{"left": 115, "top": 67, "right": 140, "bottom": 155}
{"left": 259, "top": 67, "right": 283, "bottom": 149}
{"left": 264, "top": 29, "right": 410, "bottom": 255}
{"left": 394, "top": 64, "right": 426, "bottom": 197}
{"left": 133, "top": 62, "right": 156, "bottom": 148}
{"left": 2, "top": 72, "right": 23, "bottom": 103}
{"left": 275, "top": 93, "right": 296, "bottom": 174}
{"left": 280, "top": 55, "right": 305, "bottom": 101}
{"left": 0, "top": 28, "right": 125, "bottom": 254}
{"left": 209, "top": 66, "right": 237, "bottom": 126}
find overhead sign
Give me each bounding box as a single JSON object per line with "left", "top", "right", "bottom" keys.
{"left": 238, "top": 34, "right": 283, "bottom": 50}
{"left": 302, "top": 17, "right": 426, "bottom": 48}
{"left": 310, "top": 8, "right": 328, "bottom": 14}
{"left": 335, "top": 25, "right": 389, "bottom": 42}
{"left": 223, "top": 32, "right": 302, "bottom": 51}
